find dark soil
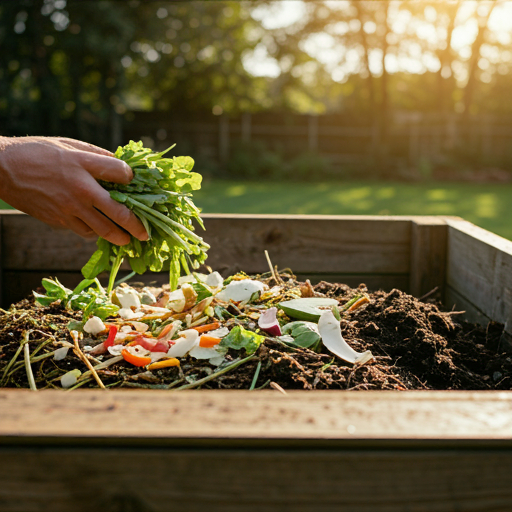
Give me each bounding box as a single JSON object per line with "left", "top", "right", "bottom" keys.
{"left": 1, "top": 279, "right": 511, "bottom": 391}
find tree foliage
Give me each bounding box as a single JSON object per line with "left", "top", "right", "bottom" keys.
{"left": 0, "top": 0, "right": 268, "bottom": 147}
{"left": 1, "top": 0, "right": 512, "bottom": 151}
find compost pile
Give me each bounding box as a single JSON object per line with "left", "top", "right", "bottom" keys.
{"left": 1, "top": 138, "right": 510, "bottom": 391}
{"left": 0, "top": 269, "right": 510, "bottom": 391}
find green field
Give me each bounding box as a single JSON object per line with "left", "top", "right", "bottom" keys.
{"left": 194, "top": 180, "right": 512, "bottom": 241}
{"left": 2, "top": 180, "right": 511, "bottom": 240}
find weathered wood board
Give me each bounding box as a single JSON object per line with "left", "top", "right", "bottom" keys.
{"left": 1, "top": 211, "right": 512, "bottom": 511}
{"left": 2, "top": 445, "right": 511, "bottom": 512}
{"left": 0, "top": 211, "right": 449, "bottom": 306}
{"left": 444, "top": 218, "right": 512, "bottom": 341}
{"left": 2, "top": 390, "right": 512, "bottom": 443}
{"left": 1, "top": 390, "right": 512, "bottom": 512}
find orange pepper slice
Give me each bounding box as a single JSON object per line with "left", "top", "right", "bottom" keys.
{"left": 147, "top": 358, "right": 180, "bottom": 371}
{"left": 122, "top": 348, "right": 152, "bottom": 367}
{"left": 199, "top": 335, "right": 222, "bottom": 348}
{"left": 191, "top": 322, "right": 220, "bottom": 334}
{"left": 157, "top": 323, "right": 175, "bottom": 339}
{"left": 347, "top": 296, "right": 370, "bottom": 312}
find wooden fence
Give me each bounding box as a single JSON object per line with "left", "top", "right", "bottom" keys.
{"left": 122, "top": 111, "right": 512, "bottom": 171}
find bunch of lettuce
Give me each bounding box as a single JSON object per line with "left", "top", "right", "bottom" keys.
{"left": 81, "top": 140, "right": 209, "bottom": 293}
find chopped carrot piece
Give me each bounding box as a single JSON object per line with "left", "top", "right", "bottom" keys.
{"left": 147, "top": 358, "right": 180, "bottom": 371}
{"left": 157, "top": 323, "right": 174, "bottom": 339}
{"left": 190, "top": 322, "right": 220, "bottom": 334}
{"left": 347, "top": 296, "right": 370, "bottom": 312}
{"left": 122, "top": 348, "right": 152, "bottom": 367}
{"left": 199, "top": 335, "right": 222, "bottom": 348}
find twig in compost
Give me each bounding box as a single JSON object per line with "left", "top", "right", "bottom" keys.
{"left": 70, "top": 330, "right": 106, "bottom": 390}
{"left": 23, "top": 339, "right": 37, "bottom": 391}
{"left": 264, "top": 250, "right": 278, "bottom": 282}
{"left": 418, "top": 286, "right": 439, "bottom": 301}
{"left": 167, "top": 377, "right": 185, "bottom": 389}
{"left": 121, "top": 382, "right": 169, "bottom": 389}
{"left": 264, "top": 250, "right": 283, "bottom": 284}
{"left": 347, "top": 382, "right": 378, "bottom": 391}
{"left": 347, "top": 296, "right": 370, "bottom": 312}
{"left": 5, "top": 346, "right": 71, "bottom": 380}
{"left": 76, "top": 355, "right": 124, "bottom": 386}
{"left": 254, "top": 379, "right": 271, "bottom": 390}
{"left": 249, "top": 360, "right": 262, "bottom": 390}
{"left": 0, "top": 329, "right": 33, "bottom": 386}
{"left": 175, "top": 355, "right": 257, "bottom": 390}
{"left": 1, "top": 343, "right": 24, "bottom": 386}
{"left": 341, "top": 294, "right": 363, "bottom": 312}
{"left": 30, "top": 337, "right": 55, "bottom": 358}
{"left": 270, "top": 381, "right": 287, "bottom": 395}
{"left": 66, "top": 377, "right": 94, "bottom": 391}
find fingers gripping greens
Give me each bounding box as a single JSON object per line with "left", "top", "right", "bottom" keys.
{"left": 81, "top": 141, "right": 209, "bottom": 293}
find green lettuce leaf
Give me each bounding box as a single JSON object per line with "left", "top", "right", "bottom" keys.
{"left": 220, "top": 325, "right": 265, "bottom": 355}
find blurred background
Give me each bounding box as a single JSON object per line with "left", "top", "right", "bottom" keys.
{"left": 2, "top": 0, "right": 512, "bottom": 239}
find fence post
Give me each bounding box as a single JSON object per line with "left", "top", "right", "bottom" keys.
{"left": 308, "top": 114, "right": 318, "bottom": 152}
{"left": 241, "top": 113, "right": 251, "bottom": 143}
{"left": 445, "top": 114, "right": 457, "bottom": 150}
{"left": 371, "top": 121, "right": 380, "bottom": 157}
{"left": 409, "top": 123, "right": 419, "bottom": 164}
{"left": 482, "top": 114, "right": 492, "bottom": 160}
{"left": 219, "top": 115, "right": 230, "bottom": 164}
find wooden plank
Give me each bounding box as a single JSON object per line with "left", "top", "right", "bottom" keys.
{"left": 445, "top": 284, "right": 492, "bottom": 326}
{"left": 1, "top": 390, "right": 512, "bottom": 444}
{"left": 446, "top": 218, "right": 512, "bottom": 337}
{"left": 1, "top": 212, "right": 412, "bottom": 274}
{"left": 1, "top": 211, "right": 97, "bottom": 271}
{"left": 409, "top": 217, "right": 448, "bottom": 298}
{"left": 197, "top": 214, "right": 412, "bottom": 275}
{"left": 1, "top": 446, "right": 511, "bottom": 512}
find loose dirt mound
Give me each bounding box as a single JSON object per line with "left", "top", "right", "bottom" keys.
{"left": 1, "top": 280, "right": 510, "bottom": 391}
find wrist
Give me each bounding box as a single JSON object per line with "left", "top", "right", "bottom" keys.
{"left": 0, "top": 137, "right": 11, "bottom": 174}
{"left": 0, "top": 136, "right": 15, "bottom": 151}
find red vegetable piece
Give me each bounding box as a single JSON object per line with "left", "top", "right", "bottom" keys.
{"left": 152, "top": 340, "right": 171, "bottom": 352}
{"left": 130, "top": 335, "right": 170, "bottom": 353}
{"left": 104, "top": 325, "right": 118, "bottom": 348}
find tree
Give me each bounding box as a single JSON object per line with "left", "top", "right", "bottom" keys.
{"left": 0, "top": 1, "right": 269, "bottom": 148}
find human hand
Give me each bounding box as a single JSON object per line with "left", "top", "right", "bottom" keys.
{"left": 0, "top": 136, "right": 148, "bottom": 245}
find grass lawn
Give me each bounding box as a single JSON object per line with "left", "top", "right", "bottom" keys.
{"left": 194, "top": 180, "right": 512, "bottom": 241}
{"left": 2, "top": 180, "right": 511, "bottom": 240}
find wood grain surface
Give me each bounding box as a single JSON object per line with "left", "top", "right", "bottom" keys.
{"left": 1, "top": 446, "right": 511, "bottom": 512}
{"left": 409, "top": 217, "right": 448, "bottom": 298}
{"left": 0, "top": 212, "right": 412, "bottom": 273}
{"left": 0, "top": 211, "right": 434, "bottom": 305}
{"left": 445, "top": 218, "right": 512, "bottom": 337}
{"left": 1, "top": 390, "right": 512, "bottom": 444}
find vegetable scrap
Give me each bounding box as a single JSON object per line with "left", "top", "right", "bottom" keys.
{"left": 0, "top": 269, "right": 511, "bottom": 391}
{"left": 0, "top": 140, "right": 510, "bottom": 391}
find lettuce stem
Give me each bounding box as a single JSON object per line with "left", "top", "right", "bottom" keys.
{"left": 107, "top": 249, "right": 125, "bottom": 296}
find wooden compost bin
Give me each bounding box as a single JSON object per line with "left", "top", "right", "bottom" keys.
{"left": 1, "top": 210, "right": 511, "bottom": 512}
